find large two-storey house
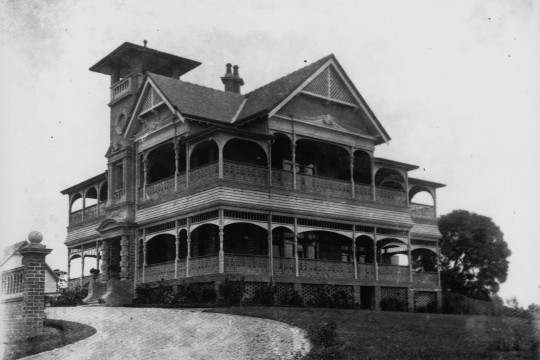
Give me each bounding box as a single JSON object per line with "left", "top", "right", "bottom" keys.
{"left": 61, "top": 42, "right": 444, "bottom": 310}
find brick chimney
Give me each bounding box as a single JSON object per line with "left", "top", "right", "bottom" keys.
{"left": 221, "top": 63, "right": 244, "bottom": 94}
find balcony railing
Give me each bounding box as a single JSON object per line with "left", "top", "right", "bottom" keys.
{"left": 145, "top": 176, "right": 176, "bottom": 200}
{"left": 357, "top": 263, "right": 376, "bottom": 280}
{"left": 298, "top": 258, "right": 355, "bottom": 279}
{"left": 410, "top": 203, "right": 436, "bottom": 219}
{"left": 273, "top": 257, "right": 295, "bottom": 276}
{"left": 144, "top": 261, "right": 176, "bottom": 283}
{"left": 412, "top": 271, "right": 439, "bottom": 286}
{"left": 378, "top": 264, "right": 410, "bottom": 282}
{"left": 225, "top": 254, "right": 268, "bottom": 276}
{"left": 190, "top": 255, "right": 219, "bottom": 277}
{"left": 110, "top": 77, "right": 131, "bottom": 102}
{"left": 113, "top": 189, "right": 125, "bottom": 203}
{"left": 83, "top": 204, "right": 98, "bottom": 218}
{"left": 224, "top": 161, "right": 268, "bottom": 185}
{"left": 297, "top": 174, "right": 352, "bottom": 198}
{"left": 69, "top": 202, "right": 106, "bottom": 225}
{"left": 376, "top": 187, "right": 407, "bottom": 206}
{"left": 189, "top": 162, "right": 219, "bottom": 188}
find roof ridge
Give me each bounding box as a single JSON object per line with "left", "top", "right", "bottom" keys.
{"left": 148, "top": 72, "right": 244, "bottom": 98}
{"left": 244, "top": 54, "right": 334, "bottom": 96}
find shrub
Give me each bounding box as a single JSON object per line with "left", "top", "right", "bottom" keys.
{"left": 287, "top": 289, "right": 304, "bottom": 306}
{"left": 133, "top": 280, "right": 175, "bottom": 304}
{"left": 305, "top": 321, "right": 344, "bottom": 359}
{"left": 219, "top": 276, "right": 245, "bottom": 305}
{"left": 49, "top": 285, "right": 88, "bottom": 306}
{"left": 251, "top": 283, "right": 277, "bottom": 305}
{"left": 380, "top": 297, "right": 407, "bottom": 312}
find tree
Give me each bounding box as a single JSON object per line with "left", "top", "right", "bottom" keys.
{"left": 438, "top": 210, "right": 511, "bottom": 301}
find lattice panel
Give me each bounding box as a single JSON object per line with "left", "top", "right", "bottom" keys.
{"left": 275, "top": 283, "right": 294, "bottom": 305}
{"left": 141, "top": 87, "right": 164, "bottom": 113}
{"left": 302, "top": 284, "right": 354, "bottom": 305}
{"left": 243, "top": 282, "right": 266, "bottom": 301}
{"left": 381, "top": 287, "right": 407, "bottom": 303}
{"left": 414, "top": 291, "right": 437, "bottom": 310}
{"left": 303, "top": 66, "right": 356, "bottom": 105}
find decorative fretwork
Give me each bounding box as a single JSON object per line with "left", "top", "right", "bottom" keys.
{"left": 303, "top": 66, "right": 356, "bottom": 105}
{"left": 223, "top": 161, "right": 268, "bottom": 186}
{"left": 377, "top": 228, "right": 409, "bottom": 237}
{"left": 412, "top": 272, "right": 438, "bottom": 286}
{"left": 302, "top": 284, "right": 354, "bottom": 305}
{"left": 178, "top": 218, "right": 187, "bottom": 227}
{"left": 355, "top": 184, "right": 372, "bottom": 201}
{"left": 140, "top": 87, "right": 164, "bottom": 114}
{"left": 275, "top": 283, "right": 295, "bottom": 305}
{"left": 357, "top": 263, "right": 376, "bottom": 280}
{"left": 69, "top": 210, "right": 83, "bottom": 224}
{"left": 271, "top": 169, "right": 293, "bottom": 189}
{"left": 414, "top": 291, "right": 437, "bottom": 311}
{"left": 380, "top": 286, "right": 408, "bottom": 306}
{"left": 376, "top": 187, "right": 407, "bottom": 206}
{"left": 144, "top": 261, "right": 175, "bottom": 283}
{"left": 272, "top": 215, "right": 295, "bottom": 225}
{"left": 378, "top": 265, "right": 410, "bottom": 282}
{"left": 224, "top": 210, "right": 268, "bottom": 222}
{"left": 272, "top": 257, "right": 295, "bottom": 276}
{"left": 297, "top": 173, "right": 352, "bottom": 198}
{"left": 411, "top": 239, "right": 437, "bottom": 247}
{"left": 355, "top": 225, "right": 375, "bottom": 233}
{"left": 1, "top": 267, "right": 24, "bottom": 295}
{"left": 224, "top": 254, "right": 268, "bottom": 276}
{"left": 410, "top": 203, "right": 436, "bottom": 219}
{"left": 145, "top": 176, "right": 175, "bottom": 200}
{"left": 146, "top": 221, "right": 176, "bottom": 235}
{"left": 297, "top": 218, "right": 352, "bottom": 231}
{"left": 190, "top": 210, "right": 219, "bottom": 224}
{"left": 189, "top": 255, "right": 219, "bottom": 276}
{"left": 243, "top": 282, "right": 266, "bottom": 301}
{"left": 298, "top": 259, "right": 354, "bottom": 279}
{"left": 189, "top": 162, "right": 219, "bottom": 187}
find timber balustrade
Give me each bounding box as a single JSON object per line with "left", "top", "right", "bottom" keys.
{"left": 189, "top": 255, "right": 219, "bottom": 277}
{"left": 412, "top": 271, "right": 439, "bottom": 285}
{"left": 409, "top": 203, "right": 436, "bottom": 219}
{"left": 110, "top": 77, "right": 131, "bottom": 102}
{"left": 298, "top": 258, "right": 355, "bottom": 279}
{"left": 224, "top": 254, "right": 268, "bottom": 275}
{"left": 378, "top": 264, "right": 410, "bottom": 282}
{"left": 69, "top": 202, "right": 107, "bottom": 225}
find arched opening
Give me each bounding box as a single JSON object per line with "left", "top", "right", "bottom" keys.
{"left": 146, "top": 234, "right": 176, "bottom": 265}
{"left": 69, "top": 255, "right": 82, "bottom": 278}
{"left": 353, "top": 150, "right": 372, "bottom": 185}
{"left": 70, "top": 193, "right": 83, "bottom": 213}
{"left": 190, "top": 224, "right": 219, "bottom": 257}
{"left": 190, "top": 140, "right": 218, "bottom": 169}
{"left": 224, "top": 223, "right": 268, "bottom": 255}
{"left": 411, "top": 248, "right": 437, "bottom": 272}
{"left": 223, "top": 139, "right": 267, "bottom": 166}
{"left": 271, "top": 133, "right": 293, "bottom": 170}
{"left": 298, "top": 231, "right": 352, "bottom": 261}
{"left": 375, "top": 168, "right": 406, "bottom": 190}
{"left": 377, "top": 238, "right": 409, "bottom": 266}
{"left": 409, "top": 187, "right": 435, "bottom": 206}
{"left": 356, "top": 235, "right": 375, "bottom": 264}
{"left": 84, "top": 187, "right": 98, "bottom": 209}
{"left": 296, "top": 139, "right": 349, "bottom": 180}
{"left": 147, "top": 143, "right": 175, "bottom": 184}
{"left": 99, "top": 183, "right": 108, "bottom": 203}
{"left": 178, "top": 229, "right": 188, "bottom": 258}
{"left": 272, "top": 226, "right": 295, "bottom": 258}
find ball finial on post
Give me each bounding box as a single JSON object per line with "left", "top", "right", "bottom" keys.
{"left": 28, "top": 231, "right": 43, "bottom": 244}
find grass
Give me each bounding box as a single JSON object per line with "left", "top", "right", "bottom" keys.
{"left": 2, "top": 319, "right": 96, "bottom": 360}
{"left": 208, "top": 307, "right": 540, "bottom": 360}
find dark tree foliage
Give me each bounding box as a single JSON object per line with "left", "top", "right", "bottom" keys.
{"left": 438, "top": 210, "right": 511, "bottom": 301}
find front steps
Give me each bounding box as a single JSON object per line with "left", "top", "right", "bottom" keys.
{"left": 83, "top": 279, "right": 132, "bottom": 306}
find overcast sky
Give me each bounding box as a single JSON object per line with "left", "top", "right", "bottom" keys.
{"left": 1, "top": 0, "right": 539, "bottom": 306}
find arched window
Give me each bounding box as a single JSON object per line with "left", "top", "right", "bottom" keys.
{"left": 146, "top": 234, "right": 176, "bottom": 265}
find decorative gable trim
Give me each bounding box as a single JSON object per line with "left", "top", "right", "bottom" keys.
{"left": 124, "top": 77, "right": 184, "bottom": 139}
{"left": 268, "top": 58, "right": 389, "bottom": 143}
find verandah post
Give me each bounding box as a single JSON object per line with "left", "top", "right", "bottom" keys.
{"left": 218, "top": 209, "right": 224, "bottom": 273}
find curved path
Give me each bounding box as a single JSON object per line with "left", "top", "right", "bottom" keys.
{"left": 23, "top": 307, "right": 309, "bottom": 360}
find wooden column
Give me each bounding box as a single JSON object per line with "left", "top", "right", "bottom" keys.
{"left": 291, "top": 142, "right": 297, "bottom": 190}
{"left": 267, "top": 140, "right": 272, "bottom": 187}
{"left": 407, "top": 233, "right": 413, "bottom": 282}
{"left": 142, "top": 153, "right": 149, "bottom": 202}
{"left": 268, "top": 212, "right": 274, "bottom": 279}
{"left": 134, "top": 236, "right": 139, "bottom": 287}
{"left": 96, "top": 240, "right": 100, "bottom": 273}
{"left": 67, "top": 250, "right": 71, "bottom": 284}
{"left": 80, "top": 244, "right": 85, "bottom": 286}
{"left": 107, "top": 164, "right": 113, "bottom": 204}
{"left": 371, "top": 158, "right": 376, "bottom": 202}
{"left": 436, "top": 241, "right": 442, "bottom": 288}
{"left": 373, "top": 227, "right": 379, "bottom": 281}
{"left": 81, "top": 196, "right": 86, "bottom": 222}
{"left": 174, "top": 141, "right": 180, "bottom": 192}
{"left": 404, "top": 171, "right": 410, "bottom": 206}
{"left": 218, "top": 209, "right": 224, "bottom": 273}
{"left": 352, "top": 226, "right": 357, "bottom": 280}
{"left": 185, "top": 144, "right": 190, "bottom": 188}
{"left": 294, "top": 217, "right": 299, "bottom": 277}
{"left": 218, "top": 143, "right": 224, "bottom": 179}
{"left": 349, "top": 151, "right": 355, "bottom": 199}
{"left": 186, "top": 218, "right": 191, "bottom": 277}
{"left": 174, "top": 220, "right": 179, "bottom": 279}
{"left": 142, "top": 230, "right": 147, "bottom": 283}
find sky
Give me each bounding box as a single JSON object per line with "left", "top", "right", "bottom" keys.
{"left": 1, "top": 0, "right": 539, "bottom": 307}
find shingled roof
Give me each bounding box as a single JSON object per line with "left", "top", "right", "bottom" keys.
{"left": 236, "top": 54, "right": 334, "bottom": 121}
{"left": 148, "top": 55, "right": 335, "bottom": 124}
{"left": 148, "top": 73, "right": 245, "bottom": 123}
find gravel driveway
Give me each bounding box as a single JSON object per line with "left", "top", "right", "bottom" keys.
{"left": 22, "top": 306, "right": 310, "bottom": 360}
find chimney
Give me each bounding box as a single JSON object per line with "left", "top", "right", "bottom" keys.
{"left": 221, "top": 63, "right": 244, "bottom": 94}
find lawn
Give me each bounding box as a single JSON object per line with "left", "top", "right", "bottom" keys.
{"left": 2, "top": 319, "right": 96, "bottom": 360}
{"left": 208, "top": 307, "right": 539, "bottom": 360}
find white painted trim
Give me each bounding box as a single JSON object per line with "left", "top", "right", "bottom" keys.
{"left": 125, "top": 77, "right": 185, "bottom": 140}
{"left": 223, "top": 218, "right": 267, "bottom": 231}
{"left": 296, "top": 226, "right": 352, "bottom": 238}
{"left": 145, "top": 230, "right": 176, "bottom": 242}
{"left": 231, "top": 98, "right": 247, "bottom": 123}
{"left": 271, "top": 224, "right": 294, "bottom": 232}
{"left": 299, "top": 90, "right": 357, "bottom": 107}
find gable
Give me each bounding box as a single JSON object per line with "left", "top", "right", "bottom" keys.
{"left": 303, "top": 65, "right": 356, "bottom": 106}
{"left": 140, "top": 86, "right": 165, "bottom": 115}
